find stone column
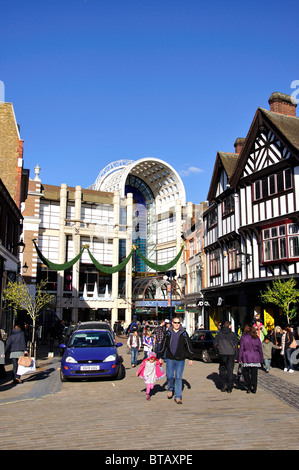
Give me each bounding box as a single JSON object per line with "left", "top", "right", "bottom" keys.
{"left": 125, "top": 193, "right": 133, "bottom": 323}
{"left": 57, "top": 184, "right": 68, "bottom": 319}
{"left": 72, "top": 185, "right": 82, "bottom": 323}
{"left": 111, "top": 191, "right": 120, "bottom": 327}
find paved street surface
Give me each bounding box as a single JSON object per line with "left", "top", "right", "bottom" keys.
{"left": 0, "top": 336, "right": 299, "bottom": 452}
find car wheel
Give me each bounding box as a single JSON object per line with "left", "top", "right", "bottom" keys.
{"left": 202, "top": 349, "right": 211, "bottom": 363}
{"left": 60, "top": 369, "right": 67, "bottom": 382}
{"left": 115, "top": 363, "right": 125, "bottom": 380}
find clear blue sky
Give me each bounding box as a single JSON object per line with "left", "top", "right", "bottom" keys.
{"left": 1, "top": 0, "right": 298, "bottom": 204}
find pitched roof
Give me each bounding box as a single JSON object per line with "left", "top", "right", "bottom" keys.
{"left": 259, "top": 107, "right": 299, "bottom": 152}
{"left": 229, "top": 107, "right": 299, "bottom": 187}
{"left": 218, "top": 152, "right": 239, "bottom": 178}
{"left": 207, "top": 152, "right": 239, "bottom": 203}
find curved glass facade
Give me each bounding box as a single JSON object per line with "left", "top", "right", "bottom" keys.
{"left": 125, "top": 174, "right": 155, "bottom": 272}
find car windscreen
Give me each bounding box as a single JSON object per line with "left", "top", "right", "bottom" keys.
{"left": 69, "top": 331, "right": 114, "bottom": 348}
{"left": 77, "top": 323, "right": 110, "bottom": 330}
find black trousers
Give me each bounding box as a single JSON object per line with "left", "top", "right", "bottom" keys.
{"left": 219, "top": 355, "right": 235, "bottom": 390}
{"left": 242, "top": 366, "right": 258, "bottom": 392}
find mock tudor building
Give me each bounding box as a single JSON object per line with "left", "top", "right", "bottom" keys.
{"left": 202, "top": 92, "right": 299, "bottom": 331}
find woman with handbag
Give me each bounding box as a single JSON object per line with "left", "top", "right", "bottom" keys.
{"left": 238, "top": 324, "right": 263, "bottom": 394}
{"left": 3, "top": 324, "right": 27, "bottom": 384}
{"left": 281, "top": 325, "right": 297, "bottom": 373}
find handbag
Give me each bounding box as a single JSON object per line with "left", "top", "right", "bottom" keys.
{"left": 18, "top": 353, "right": 32, "bottom": 367}
{"left": 17, "top": 358, "right": 36, "bottom": 376}
{"left": 287, "top": 333, "right": 297, "bottom": 349}
{"left": 289, "top": 338, "right": 297, "bottom": 349}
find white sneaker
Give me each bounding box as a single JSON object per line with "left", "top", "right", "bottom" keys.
{"left": 289, "top": 369, "right": 294, "bottom": 373}
{"left": 284, "top": 368, "right": 288, "bottom": 372}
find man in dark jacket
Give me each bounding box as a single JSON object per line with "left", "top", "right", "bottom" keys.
{"left": 214, "top": 321, "right": 238, "bottom": 393}
{"left": 158, "top": 317, "right": 194, "bottom": 404}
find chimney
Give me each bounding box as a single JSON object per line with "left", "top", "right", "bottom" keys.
{"left": 234, "top": 137, "right": 246, "bottom": 154}
{"left": 268, "top": 92, "right": 297, "bottom": 117}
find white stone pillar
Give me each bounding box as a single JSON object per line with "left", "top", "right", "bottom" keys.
{"left": 72, "top": 185, "right": 82, "bottom": 323}
{"left": 57, "top": 184, "right": 68, "bottom": 319}
{"left": 111, "top": 191, "right": 120, "bottom": 327}
{"left": 125, "top": 193, "right": 133, "bottom": 323}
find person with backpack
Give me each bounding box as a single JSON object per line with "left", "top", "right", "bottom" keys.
{"left": 158, "top": 317, "right": 194, "bottom": 404}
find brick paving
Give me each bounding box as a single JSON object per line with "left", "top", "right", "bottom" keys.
{"left": 0, "top": 338, "right": 299, "bottom": 451}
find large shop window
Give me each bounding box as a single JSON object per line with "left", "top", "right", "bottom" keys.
{"left": 262, "top": 222, "right": 299, "bottom": 262}
{"left": 254, "top": 168, "right": 292, "bottom": 201}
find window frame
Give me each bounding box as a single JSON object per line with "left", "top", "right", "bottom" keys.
{"left": 209, "top": 248, "right": 221, "bottom": 277}
{"left": 228, "top": 241, "right": 241, "bottom": 272}
{"left": 262, "top": 220, "right": 299, "bottom": 263}
{"left": 253, "top": 168, "right": 293, "bottom": 202}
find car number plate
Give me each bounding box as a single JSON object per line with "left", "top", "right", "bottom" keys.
{"left": 80, "top": 365, "right": 100, "bottom": 371}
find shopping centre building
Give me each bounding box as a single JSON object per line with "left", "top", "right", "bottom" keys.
{"left": 21, "top": 158, "right": 195, "bottom": 327}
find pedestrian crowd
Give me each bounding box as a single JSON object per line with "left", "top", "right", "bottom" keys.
{"left": 125, "top": 314, "right": 298, "bottom": 401}
{"left": 213, "top": 316, "right": 298, "bottom": 395}
{"left": 0, "top": 314, "right": 298, "bottom": 404}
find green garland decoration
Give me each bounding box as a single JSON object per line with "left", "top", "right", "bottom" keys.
{"left": 33, "top": 241, "right": 184, "bottom": 273}
{"left": 135, "top": 244, "right": 184, "bottom": 271}
{"left": 86, "top": 247, "right": 135, "bottom": 274}
{"left": 33, "top": 240, "right": 85, "bottom": 271}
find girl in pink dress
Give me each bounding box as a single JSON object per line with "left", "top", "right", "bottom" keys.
{"left": 136, "top": 352, "right": 165, "bottom": 400}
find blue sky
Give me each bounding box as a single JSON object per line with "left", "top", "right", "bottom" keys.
{"left": 1, "top": 0, "right": 298, "bottom": 204}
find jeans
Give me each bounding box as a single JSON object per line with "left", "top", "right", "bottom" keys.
{"left": 12, "top": 357, "right": 21, "bottom": 380}
{"left": 284, "top": 347, "right": 294, "bottom": 370}
{"left": 166, "top": 359, "right": 185, "bottom": 399}
{"left": 130, "top": 347, "right": 138, "bottom": 366}
{"left": 156, "top": 342, "right": 162, "bottom": 358}
{"left": 264, "top": 358, "right": 271, "bottom": 371}
{"left": 219, "top": 355, "right": 235, "bottom": 390}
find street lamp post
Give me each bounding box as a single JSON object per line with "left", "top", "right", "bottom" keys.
{"left": 163, "top": 272, "right": 174, "bottom": 322}
{"left": 163, "top": 271, "right": 183, "bottom": 323}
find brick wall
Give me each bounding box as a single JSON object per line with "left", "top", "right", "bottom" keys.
{"left": 0, "top": 103, "right": 24, "bottom": 209}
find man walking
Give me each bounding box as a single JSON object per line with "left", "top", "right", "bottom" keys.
{"left": 214, "top": 321, "right": 238, "bottom": 393}
{"left": 155, "top": 319, "right": 166, "bottom": 358}
{"left": 158, "top": 317, "right": 194, "bottom": 404}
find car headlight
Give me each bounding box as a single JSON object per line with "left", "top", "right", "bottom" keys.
{"left": 103, "top": 354, "right": 116, "bottom": 362}
{"left": 65, "top": 356, "right": 78, "bottom": 363}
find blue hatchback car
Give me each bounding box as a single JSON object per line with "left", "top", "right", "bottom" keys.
{"left": 60, "top": 329, "right": 123, "bottom": 381}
